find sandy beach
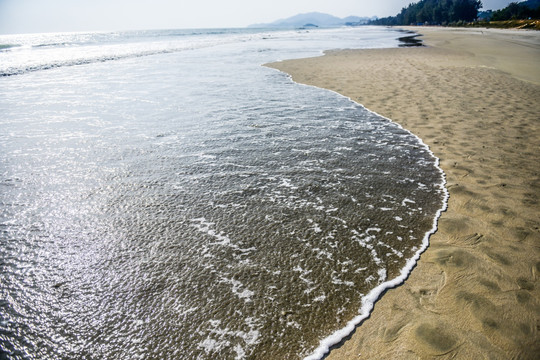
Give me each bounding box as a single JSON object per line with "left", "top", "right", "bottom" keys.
{"left": 267, "top": 27, "right": 540, "bottom": 359}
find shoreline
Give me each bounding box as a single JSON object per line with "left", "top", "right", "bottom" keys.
{"left": 266, "top": 27, "right": 540, "bottom": 359}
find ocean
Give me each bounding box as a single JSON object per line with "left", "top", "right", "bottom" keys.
{"left": 0, "top": 27, "right": 447, "bottom": 359}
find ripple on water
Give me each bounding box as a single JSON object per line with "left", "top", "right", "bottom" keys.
{"left": 0, "top": 27, "right": 445, "bottom": 360}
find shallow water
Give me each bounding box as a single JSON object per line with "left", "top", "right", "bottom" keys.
{"left": 0, "top": 27, "right": 446, "bottom": 359}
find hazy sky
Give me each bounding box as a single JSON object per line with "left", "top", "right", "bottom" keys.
{"left": 0, "top": 0, "right": 516, "bottom": 34}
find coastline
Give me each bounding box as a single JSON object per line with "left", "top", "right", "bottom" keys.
{"left": 266, "top": 27, "right": 540, "bottom": 359}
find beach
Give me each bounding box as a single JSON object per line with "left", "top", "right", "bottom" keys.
{"left": 267, "top": 27, "right": 540, "bottom": 359}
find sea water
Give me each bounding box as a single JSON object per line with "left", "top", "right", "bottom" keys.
{"left": 0, "top": 27, "right": 446, "bottom": 359}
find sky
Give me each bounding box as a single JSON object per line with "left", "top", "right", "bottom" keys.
{"left": 0, "top": 0, "right": 516, "bottom": 34}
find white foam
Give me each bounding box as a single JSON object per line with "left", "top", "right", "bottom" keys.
{"left": 331, "top": 272, "right": 355, "bottom": 287}
{"left": 220, "top": 277, "right": 255, "bottom": 302}
{"left": 401, "top": 198, "right": 416, "bottom": 206}
{"left": 234, "top": 344, "right": 246, "bottom": 360}
{"left": 199, "top": 317, "right": 261, "bottom": 358}
{"left": 191, "top": 218, "right": 256, "bottom": 254}
{"left": 199, "top": 338, "right": 220, "bottom": 354}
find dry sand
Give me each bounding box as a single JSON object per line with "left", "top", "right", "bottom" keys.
{"left": 266, "top": 27, "right": 540, "bottom": 359}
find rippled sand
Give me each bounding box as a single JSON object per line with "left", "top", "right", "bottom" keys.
{"left": 267, "top": 27, "right": 540, "bottom": 359}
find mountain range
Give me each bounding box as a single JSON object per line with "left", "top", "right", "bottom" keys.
{"left": 248, "top": 12, "right": 375, "bottom": 29}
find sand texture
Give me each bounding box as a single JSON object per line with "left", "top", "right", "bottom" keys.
{"left": 266, "top": 27, "right": 540, "bottom": 359}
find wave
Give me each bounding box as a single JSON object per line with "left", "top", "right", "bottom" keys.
{"left": 0, "top": 29, "right": 271, "bottom": 77}
{"left": 0, "top": 44, "right": 21, "bottom": 51}
{"left": 0, "top": 38, "right": 240, "bottom": 77}
{"left": 300, "top": 90, "right": 449, "bottom": 360}
{"left": 32, "top": 42, "right": 72, "bottom": 48}
{"left": 0, "top": 49, "right": 177, "bottom": 77}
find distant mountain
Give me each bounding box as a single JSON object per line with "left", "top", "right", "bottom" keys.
{"left": 248, "top": 12, "right": 374, "bottom": 28}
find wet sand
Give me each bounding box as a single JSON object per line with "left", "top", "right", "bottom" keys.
{"left": 266, "top": 27, "right": 540, "bottom": 359}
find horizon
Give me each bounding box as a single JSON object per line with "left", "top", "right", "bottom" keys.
{"left": 0, "top": 0, "right": 517, "bottom": 35}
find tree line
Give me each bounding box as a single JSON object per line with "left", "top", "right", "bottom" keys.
{"left": 489, "top": 1, "right": 540, "bottom": 21}
{"left": 370, "top": 0, "right": 483, "bottom": 26}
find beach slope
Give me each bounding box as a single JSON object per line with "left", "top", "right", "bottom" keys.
{"left": 266, "top": 27, "right": 540, "bottom": 359}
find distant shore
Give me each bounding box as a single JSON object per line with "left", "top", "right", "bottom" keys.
{"left": 266, "top": 27, "right": 540, "bottom": 359}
